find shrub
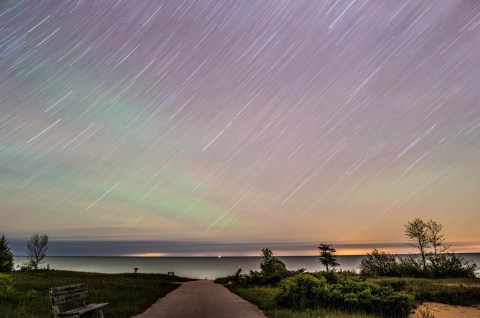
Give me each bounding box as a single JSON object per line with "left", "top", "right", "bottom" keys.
{"left": 427, "top": 253, "right": 477, "bottom": 278}
{"left": 275, "top": 273, "right": 414, "bottom": 318}
{"left": 276, "top": 273, "right": 327, "bottom": 308}
{"left": 315, "top": 269, "right": 341, "bottom": 284}
{"left": 359, "top": 249, "right": 399, "bottom": 277}
{"left": 360, "top": 249, "right": 477, "bottom": 279}
{"left": 376, "top": 278, "right": 407, "bottom": 292}
{"left": 397, "top": 255, "right": 425, "bottom": 277}
{"left": 242, "top": 249, "right": 290, "bottom": 286}
{"left": 0, "top": 273, "right": 13, "bottom": 297}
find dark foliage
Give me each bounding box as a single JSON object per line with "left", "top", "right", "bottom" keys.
{"left": 427, "top": 253, "right": 478, "bottom": 278}
{"left": 411, "top": 281, "right": 480, "bottom": 306}
{"left": 275, "top": 272, "right": 414, "bottom": 318}
{"left": 27, "top": 233, "right": 49, "bottom": 271}
{"left": 243, "top": 248, "right": 290, "bottom": 285}
{"left": 359, "top": 249, "right": 399, "bottom": 277}
{"left": 318, "top": 244, "right": 340, "bottom": 271}
{"left": 359, "top": 249, "right": 477, "bottom": 278}
{"left": 0, "top": 236, "right": 14, "bottom": 272}
{"left": 376, "top": 278, "right": 407, "bottom": 292}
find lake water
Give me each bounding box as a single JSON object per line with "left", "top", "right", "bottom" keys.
{"left": 14, "top": 254, "right": 480, "bottom": 279}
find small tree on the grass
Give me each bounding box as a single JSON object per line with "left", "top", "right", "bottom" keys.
{"left": 260, "top": 248, "right": 288, "bottom": 279}
{"left": 0, "top": 236, "right": 14, "bottom": 272}
{"left": 27, "top": 233, "right": 49, "bottom": 271}
{"left": 318, "top": 244, "right": 339, "bottom": 271}
{"left": 426, "top": 219, "right": 448, "bottom": 256}
{"left": 405, "top": 218, "right": 430, "bottom": 270}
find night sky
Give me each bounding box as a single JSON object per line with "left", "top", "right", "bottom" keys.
{"left": 1, "top": 1, "right": 479, "bottom": 256}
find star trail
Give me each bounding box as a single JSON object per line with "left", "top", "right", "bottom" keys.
{"left": 1, "top": 1, "right": 479, "bottom": 255}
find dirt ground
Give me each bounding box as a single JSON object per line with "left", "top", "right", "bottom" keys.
{"left": 409, "top": 302, "right": 480, "bottom": 318}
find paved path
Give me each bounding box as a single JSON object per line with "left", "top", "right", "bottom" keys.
{"left": 133, "top": 280, "right": 267, "bottom": 318}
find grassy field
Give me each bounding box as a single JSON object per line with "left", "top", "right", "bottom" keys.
{"left": 227, "top": 285, "right": 375, "bottom": 318}
{"left": 0, "top": 270, "right": 191, "bottom": 318}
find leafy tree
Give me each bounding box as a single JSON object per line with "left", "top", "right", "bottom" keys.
{"left": 426, "top": 219, "right": 447, "bottom": 256}
{"left": 260, "top": 248, "right": 287, "bottom": 278}
{"left": 404, "top": 218, "right": 429, "bottom": 270}
{"left": 27, "top": 233, "right": 48, "bottom": 271}
{"left": 260, "top": 248, "right": 274, "bottom": 268}
{"left": 318, "top": 243, "right": 339, "bottom": 271}
{"left": 243, "top": 248, "right": 290, "bottom": 285}
{"left": 0, "top": 236, "right": 14, "bottom": 272}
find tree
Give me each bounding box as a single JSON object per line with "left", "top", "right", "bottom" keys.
{"left": 260, "top": 248, "right": 287, "bottom": 277}
{"left": 258, "top": 248, "right": 288, "bottom": 284}
{"left": 0, "top": 236, "right": 14, "bottom": 272}
{"left": 27, "top": 233, "right": 49, "bottom": 271}
{"left": 260, "top": 248, "right": 274, "bottom": 268}
{"left": 426, "top": 219, "right": 448, "bottom": 256}
{"left": 318, "top": 244, "right": 339, "bottom": 271}
{"left": 404, "top": 218, "right": 430, "bottom": 270}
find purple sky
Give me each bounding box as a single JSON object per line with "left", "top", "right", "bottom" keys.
{"left": 1, "top": 1, "right": 479, "bottom": 255}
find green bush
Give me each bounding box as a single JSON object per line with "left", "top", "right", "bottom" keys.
{"left": 427, "top": 253, "right": 477, "bottom": 278}
{"left": 359, "top": 249, "right": 400, "bottom": 277}
{"left": 0, "top": 273, "right": 13, "bottom": 297}
{"left": 314, "top": 269, "right": 341, "bottom": 284}
{"left": 376, "top": 278, "right": 407, "bottom": 292}
{"left": 276, "top": 273, "right": 414, "bottom": 318}
{"left": 359, "top": 249, "right": 477, "bottom": 278}
{"left": 241, "top": 248, "right": 291, "bottom": 285}
{"left": 275, "top": 273, "right": 327, "bottom": 308}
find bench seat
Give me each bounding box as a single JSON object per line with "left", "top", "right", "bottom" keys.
{"left": 51, "top": 283, "right": 108, "bottom": 318}
{"left": 57, "top": 303, "right": 109, "bottom": 316}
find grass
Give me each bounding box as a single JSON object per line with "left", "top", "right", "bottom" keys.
{"left": 367, "top": 277, "right": 480, "bottom": 305}
{"left": 227, "top": 285, "right": 375, "bottom": 318}
{"left": 399, "top": 277, "right": 480, "bottom": 306}
{"left": 0, "top": 270, "right": 191, "bottom": 318}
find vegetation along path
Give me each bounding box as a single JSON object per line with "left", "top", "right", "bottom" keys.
{"left": 133, "top": 280, "right": 267, "bottom": 318}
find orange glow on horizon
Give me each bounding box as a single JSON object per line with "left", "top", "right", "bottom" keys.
{"left": 123, "top": 243, "right": 480, "bottom": 257}
{"left": 125, "top": 252, "right": 168, "bottom": 257}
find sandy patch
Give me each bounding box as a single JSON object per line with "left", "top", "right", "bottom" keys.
{"left": 409, "top": 302, "right": 480, "bottom": 318}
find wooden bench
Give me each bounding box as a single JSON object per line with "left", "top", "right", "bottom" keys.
{"left": 50, "top": 283, "right": 109, "bottom": 318}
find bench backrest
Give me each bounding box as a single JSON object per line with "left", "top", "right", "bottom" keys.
{"left": 51, "top": 283, "right": 89, "bottom": 305}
